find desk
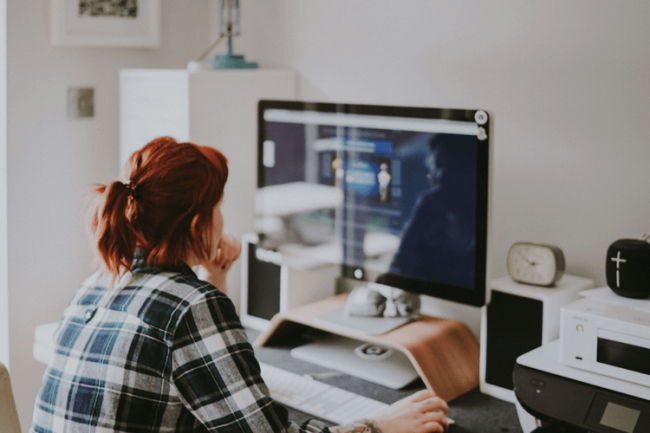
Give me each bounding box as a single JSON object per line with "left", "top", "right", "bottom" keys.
{"left": 248, "top": 327, "right": 523, "bottom": 433}
{"left": 34, "top": 323, "right": 523, "bottom": 433}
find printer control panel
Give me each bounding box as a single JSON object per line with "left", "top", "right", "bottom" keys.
{"left": 514, "top": 363, "right": 650, "bottom": 433}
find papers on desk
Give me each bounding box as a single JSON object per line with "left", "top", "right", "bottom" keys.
{"left": 278, "top": 243, "right": 342, "bottom": 269}
{"left": 255, "top": 182, "right": 343, "bottom": 217}
{"left": 276, "top": 231, "right": 400, "bottom": 271}
{"left": 254, "top": 181, "right": 400, "bottom": 272}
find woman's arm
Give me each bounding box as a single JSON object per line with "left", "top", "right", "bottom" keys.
{"left": 171, "top": 291, "right": 330, "bottom": 432}
{"left": 170, "top": 291, "right": 448, "bottom": 433}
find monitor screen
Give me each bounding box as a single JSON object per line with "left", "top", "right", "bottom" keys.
{"left": 256, "top": 101, "right": 491, "bottom": 307}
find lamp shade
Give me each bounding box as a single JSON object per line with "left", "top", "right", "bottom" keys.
{"left": 220, "top": 0, "right": 240, "bottom": 36}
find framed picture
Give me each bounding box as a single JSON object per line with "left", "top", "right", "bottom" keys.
{"left": 51, "top": 0, "right": 161, "bottom": 47}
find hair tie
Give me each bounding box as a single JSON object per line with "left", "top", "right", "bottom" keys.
{"left": 124, "top": 181, "right": 139, "bottom": 199}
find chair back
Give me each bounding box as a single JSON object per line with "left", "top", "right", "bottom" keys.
{"left": 0, "top": 362, "right": 21, "bottom": 433}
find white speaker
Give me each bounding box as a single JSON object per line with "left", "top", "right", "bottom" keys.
{"left": 240, "top": 233, "right": 339, "bottom": 331}
{"left": 479, "top": 275, "right": 593, "bottom": 402}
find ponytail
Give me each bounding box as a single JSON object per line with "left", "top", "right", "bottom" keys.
{"left": 91, "top": 181, "right": 140, "bottom": 277}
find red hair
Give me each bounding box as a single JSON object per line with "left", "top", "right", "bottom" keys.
{"left": 90, "top": 137, "right": 229, "bottom": 277}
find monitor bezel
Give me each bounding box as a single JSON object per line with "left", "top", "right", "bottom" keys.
{"left": 257, "top": 99, "right": 491, "bottom": 307}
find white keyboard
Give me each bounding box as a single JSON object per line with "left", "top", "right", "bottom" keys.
{"left": 260, "top": 362, "right": 389, "bottom": 425}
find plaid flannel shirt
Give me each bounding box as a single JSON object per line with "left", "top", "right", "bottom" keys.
{"left": 30, "top": 256, "right": 334, "bottom": 433}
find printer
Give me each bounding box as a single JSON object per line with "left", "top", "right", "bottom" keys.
{"left": 559, "top": 288, "right": 650, "bottom": 387}
{"left": 514, "top": 340, "right": 650, "bottom": 433}
{"left": 514, "top": 289, "right": 650, "bottom": 433}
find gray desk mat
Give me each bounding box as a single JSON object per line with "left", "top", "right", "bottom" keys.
{"left": 247, "top": 329, "right": 523, "bottom": 433}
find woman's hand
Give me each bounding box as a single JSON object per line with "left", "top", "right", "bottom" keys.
{"left": 374, "top": 389, "right": 449, "bottom": 433}
{"left": 215, "top": 231, "right": 242, "bottom": 272}
{"left": 200, "top": 232, "right": 241, "bottom": 293}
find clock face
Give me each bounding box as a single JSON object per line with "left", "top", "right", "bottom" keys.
{"left": 507, "top": 242, "right": 564, "bottom": 286}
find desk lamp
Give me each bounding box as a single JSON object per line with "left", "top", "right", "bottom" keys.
{"left": 193, "top": 0, "right": 258, "bottom": 70}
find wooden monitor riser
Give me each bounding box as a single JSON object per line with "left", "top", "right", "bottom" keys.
{"left": 253, "top": 294, "right": 480, "bottom": 402}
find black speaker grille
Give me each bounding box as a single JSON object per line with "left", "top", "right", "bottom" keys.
{"left": 247, "top": 243, "right": 281, "bottom": 321}
{"left": 598, "top": 337, "right": 650, "bottom": 376}
{"left": 485, "top": 290, "right": 543, "bottom": 390}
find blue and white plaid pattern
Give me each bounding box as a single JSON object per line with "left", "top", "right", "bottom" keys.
{"left": 30, "top": 256, "right": 332, "bottom": 432}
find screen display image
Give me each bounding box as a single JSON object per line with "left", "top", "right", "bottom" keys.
{"left": 256, "top": 101, "right": 490, "bottom": 306}
{"left": 600, "top": 402, "right": 641, "bottom": 433}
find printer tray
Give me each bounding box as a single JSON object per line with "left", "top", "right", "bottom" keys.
{"left": 514, "top": 363, "right": 650, "bottom": 433}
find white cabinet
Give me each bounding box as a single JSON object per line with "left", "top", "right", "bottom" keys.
{"left": 119, "top": 68, "right": 297, "bottom": 313}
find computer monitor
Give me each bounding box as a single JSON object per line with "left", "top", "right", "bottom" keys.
{"left": 256, "top": 100, "right": 492, "bottom": 308}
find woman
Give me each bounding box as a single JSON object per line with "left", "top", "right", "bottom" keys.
{"left": 30, "top": 137, "right": 449, "bottom": 433}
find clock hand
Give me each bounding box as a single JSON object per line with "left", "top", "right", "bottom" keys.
{"left": 523, "top": 256, "right": 537, "bottom": 266}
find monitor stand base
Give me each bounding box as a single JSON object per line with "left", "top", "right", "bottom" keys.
{"left": 253, "top": 294, "right": 480, "bottom": 402}
{"left": 314, "top": 308, "right": 413, "bottom": 336}
{"left": 290, "top": 334, "right": 420, "bottom": 389}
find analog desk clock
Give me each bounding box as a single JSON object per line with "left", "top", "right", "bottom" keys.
{"left": 507, "top": 242, "right": 565, "bottom": 287}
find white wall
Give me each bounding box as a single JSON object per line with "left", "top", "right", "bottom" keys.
{"left": 235, "top": 0, "right": 650, "bottom": 285}
{"left": 7, "top": 0, "right": 212, "bottom": 427}
{"left": 229, "top": 0, "right": 650, "bottom": 328}
{"left": 0, "top": 0, "right": 6, "bottom": 371}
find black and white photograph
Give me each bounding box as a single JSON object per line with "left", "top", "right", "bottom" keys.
{"left": 79, "top": 0, "right": 138, "bottom": 18}
{"left": 51, "top": 0, "right": 159, "bottom": 46}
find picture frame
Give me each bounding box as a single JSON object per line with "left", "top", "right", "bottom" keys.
{"left": 51, "top": 0, "right": 161, "bottom": 47}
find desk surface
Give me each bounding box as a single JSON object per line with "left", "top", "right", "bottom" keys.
{"left": 247, "top": 329, "right": 523, "bottom": 433}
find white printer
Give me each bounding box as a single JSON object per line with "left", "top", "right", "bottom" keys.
{"left": 560, "top": 287, "right": 650, "bottom": 387}
{"left": 513, "top": 288, "right": 650, "bottom": 433}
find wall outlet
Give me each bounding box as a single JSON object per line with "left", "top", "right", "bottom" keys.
{"left": 67, "top": 87, "right": 94, "bottom": 119}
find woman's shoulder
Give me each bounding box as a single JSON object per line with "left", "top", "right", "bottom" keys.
{"left": 162, "top": 272, "right": 231, "bottom": 310}
{"left": 166, "top": 271, "right": 237, "bottom": 320}
{"left": 68, "top": 268, "right": 230, "bottom": 341}
{"left": 66, "top": 270, "right": 108, "bottom": 307}
{"left": 125, "top": 268, "right": 228, "bottom": 325}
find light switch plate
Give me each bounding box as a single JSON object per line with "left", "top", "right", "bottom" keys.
{"left": 67, "top": 87, "right": 94, "bottom": 119}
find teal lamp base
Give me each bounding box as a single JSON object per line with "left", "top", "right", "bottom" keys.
{"left": 213, "top": 36, "right": 258, "bottom": 69}
{"left": 213, "top": 53, "right": 258, "bottom": 69}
